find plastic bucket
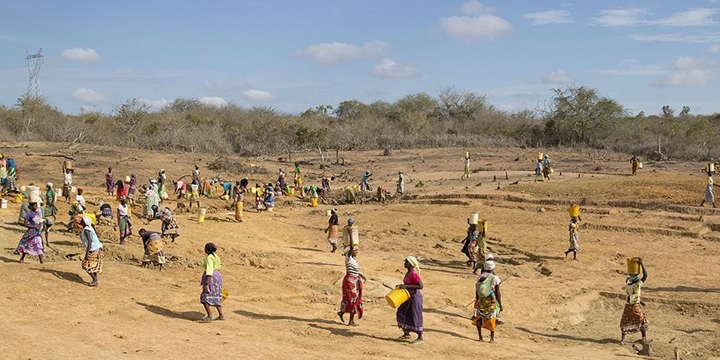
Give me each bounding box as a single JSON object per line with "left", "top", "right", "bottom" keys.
{"left": 627, "top": 258, "right": 640, "bottom": 275}
{"left": 1, "top": 198, "right": 7, "bottom": 209}
{"left": 638, "top": 162, "right": 643, "bottom": 169}
{"left": 469, "top": 213, "right": 479, "bottom": 225}
{"left": 465, "top": 151, "right": 469, "bottom": 159}
{"left": 290, "top": 187, "right": 295, "bottom": 195}
{"left": 326, "top": 209, "right": 332, "bottom": 217}
{"left": 385, "top": 288, "right": 411, "bottom": 308}
{"left": 709, "top": 163, "right": 715, "bottom": 173}
{"left": 568, "top": 205, "right": 580, "bottom": 218}
{"left": 28, "top": 186, "right": 41, "bottom": 202}
{"left": 125, "top": 175, "right": 131, "bottom": 183}
{"left": 537, "top": 152, "right": 544, "bottom": 161}
{"left": 14, "top": 194, "right": 23, "bottom": 203}
{"left": 198, "top": 208, "right": 206, "bottom": 223}
{"left": 311, "top": 197, "right": 318, "bottom": 207}
{"left": 481, "top": 219, "right": 488, "bottom": 233}
{"left": 63, "top": 160, "right": 73, "bottom": 170}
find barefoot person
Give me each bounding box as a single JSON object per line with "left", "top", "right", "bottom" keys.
{"left": 700, "top": 171, "right": 718, "bottom": 208}
{"left": 80, "top": 216, "right": 103, "bottom": 287}
{"left": 117, "top": 198, "right": 132, "bottom": 244}
{"left": 105, "top": 167, "right": 114, "bottom": 195}
{"left": 324, "top": 208, "right": 340, "bottom": 253}
{"left": 564, "top": 217, "right": 580, "bottom": 260}
{"left": 15, "top": 201, "right": 45, "bottom": 264}
{"left": 472, "top": 256, "right": 503, "bottom": 343}
{"left": 44, "top": 182, "right": 57, "bottom": 221}
{"left": 620, "top": 258, "right": 649, "bottom": 345}
{"left": 337, "top": 243, "right": 365, "bottom": 326}
{"left": 396, "top": 256, "right": 424, "bottom": 344}
{"left": 200, "top": 242, "right": 225, "bottom": 323}
{"left": 139, "top": 229, "right": 165, "bottom": 271}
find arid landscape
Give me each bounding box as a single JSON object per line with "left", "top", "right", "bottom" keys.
{"left": 1, "top": 143, "right": 719, "bottom": 360}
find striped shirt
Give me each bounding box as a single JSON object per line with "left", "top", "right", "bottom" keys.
{"left": 345, "top": 255, "right": 360, "bottom": 275}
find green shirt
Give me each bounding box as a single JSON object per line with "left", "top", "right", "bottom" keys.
{"left": 203, "top": 253, "right": 221, "bottom": 276}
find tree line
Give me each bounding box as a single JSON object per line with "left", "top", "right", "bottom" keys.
{"left": 1, "top": 86, "right": 718, "bottom": 160}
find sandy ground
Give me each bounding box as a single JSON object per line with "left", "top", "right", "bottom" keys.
{"left": 0, "top": 143, "right": 719, "bottom": 360}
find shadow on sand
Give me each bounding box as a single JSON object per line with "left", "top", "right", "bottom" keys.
{"left": 307, "top": 323, "right": 399, "bottom": 344}
{"left": 516, "top": 327, "right": 617, "bottom": 345}
{"left": 235, "top": 308, "right": 338, "bottom": 325}
{"left": 136, "top": 302, "right": 205, "bottom": 321}
{"left": 35, "top": 268, "right": 86, "bottom": 285}
{"left": 645, "top": 286, "right": 720, "bottom": 294}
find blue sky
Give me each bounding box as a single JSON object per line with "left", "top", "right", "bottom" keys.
{"left": 2, "top": 0, "right": 720, "bottom": 115}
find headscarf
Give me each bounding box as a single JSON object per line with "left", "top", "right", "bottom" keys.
{"left": 347, "top": 218, "right": 355, "bottom": 226}
{"left": 627, "top": 274, "right": 641, "bottom": 284}
{"left": 46, "top": 182, "right": 53, "bottom": 188}
{"left": 483, "top": 260, "right": 496, "bottom": 271}
{"left": 405, "top": 256, "right": 420, "bottom": 270}
{"left": 82, "top": 215, "right": 93, "bottom": 227}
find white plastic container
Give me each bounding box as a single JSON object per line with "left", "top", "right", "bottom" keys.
{"left": 1, "top": 198, "right": 7, "bottom": 209}
{"left": 28, "top": 186, "right": 41, "bottom": 202}
{"left": 470, "top": 213, "right": 479, "bottom": 225}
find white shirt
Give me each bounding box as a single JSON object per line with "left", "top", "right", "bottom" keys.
{"left": 117, "top": 204, "right": 129, "bottom": 217}
{"left": 75, "top": 194, "right": 86, "bottom": 205}
{"left": 64, "top": 172, "right": 73, "bottom": 185}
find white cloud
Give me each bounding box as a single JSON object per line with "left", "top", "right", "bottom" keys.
{"left": 523, "top": 10, "right": 573, "bottom": 25}
{"left": 372, "top": 59, "right": 419, "bottom": 79}
{"left": 653, "top": 56, "right": 720, "bottom": 87}
{"left": 594, "top": 7, "right": 718, "bottom": 28}
{"left": 71, "top": 87, "right": 107, "bottom": 104}
{"left": 60, "top": 48, "right": 102, "bottom": 62}
{"left": 440, "top": 15, "right": 512, "bottom": 40}
{"left": 588, "top": 60, "right": 666, "bottom": 76}
{"left": 297, "top": 41, "right": 387, "bottom": 65}
{"left": 199, "top": 96, "right": 228, "bottom": 108}
{"left": 711, "top": 44, "right": 720, "bottom": 52}
{"left": 461, "top": 1, "right": 494, "bottom": 14}
{"left": 633, "top": 32, "right": 720, "bottom": 42}
{"left": 242, "top": 90, "right": 277, "bottom": 101}
{"left": 653, "top": 69, "right": 714, "bottom": 87}
{"left": 542, "top": 70, "right": 573, "bottom": 85}
{"left": 655, "top": 8, "right": 718, "bottom": 27}
{"left": 204, "top": 80, "right": 249, "bottom": 92}
{"left": 593, "top": 8, "right": 650, "bottom": 27}
{"left": 139, "top": 98, "right": 170, "bottom": 110}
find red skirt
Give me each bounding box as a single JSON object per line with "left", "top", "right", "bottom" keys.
{"left": 340, "top": 273, "right": 363, "bottom": 318}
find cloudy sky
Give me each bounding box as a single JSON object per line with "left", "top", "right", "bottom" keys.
{"left": 2, "top": 0, "right": 720, "bottom": 115}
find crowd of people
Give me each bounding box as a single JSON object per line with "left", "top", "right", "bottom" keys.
{"left": 0, "top": 150, "right": 665, "bottom": 348}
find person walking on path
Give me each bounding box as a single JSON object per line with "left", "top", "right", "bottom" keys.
{"left": 700, "top": 171, "right": 719, "bottom": 208}
{"left": 396, "top": 256, "right": 424, "bottom": 344}
{"left": 620, "top": 258, "right": 650, "bottom": 345}
{"left": 200, "top": 242, "right": 225, "bottom": 323}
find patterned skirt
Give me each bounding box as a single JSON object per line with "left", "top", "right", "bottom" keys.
{"left": 200, "top": 270, "right": 223, "bottom": 306}
{"left": 119, "top": 215, "right": 132, "bottom": 238}
{"left": 473, "top": 296, "right": 500, "bottom": 331}
{"left": 397, "top": 290, "right": 423, "bottom": 333}
{"left": 620, "top": 304, "right": 649, "bottom": 334}
{"left": 16, "top": 228, "right": 44, "bottom": 256}
{"left": 327, "top": 225, "right": 339, "bottom": 245}
{"left": 340, "top": 273, "right": 363, "bottom": 317}
{"left": 82, "top": 249, "right": 104, "bottom": 274}
{"left": 143, "top": 239, "right": 166, "bottom": 265}
{"left": 568, "top": 233, "right": 579, "bottom": 252}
